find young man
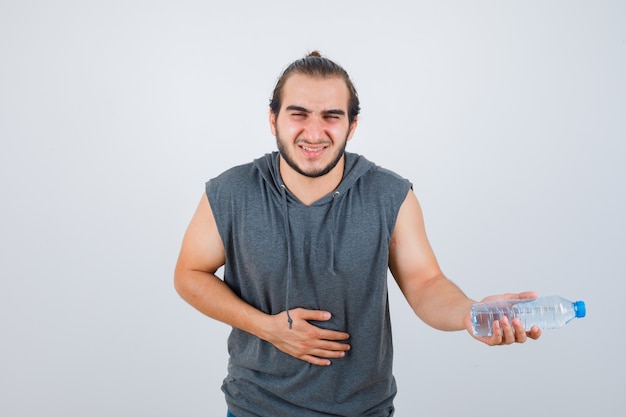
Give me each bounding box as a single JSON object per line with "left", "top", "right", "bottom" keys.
{"left": 174, "top": 51, "right": 541, "bottom": 417}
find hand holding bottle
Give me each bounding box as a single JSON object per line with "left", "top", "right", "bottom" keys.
{"left": 467, "top": 292, "right": 586, "bottom": 346}
{"left": 464, "top": 291, "right": 542, "bottom": 346}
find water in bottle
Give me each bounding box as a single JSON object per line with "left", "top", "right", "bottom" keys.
{"left": 470, "top": 295, "right": 586, "bottom": 337}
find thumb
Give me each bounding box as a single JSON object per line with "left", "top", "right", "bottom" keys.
{"left": 516, "top": 291, "right": 538, "bottom": 300}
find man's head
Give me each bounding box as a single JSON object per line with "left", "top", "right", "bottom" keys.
{"left": 270, "top": 51, "right": 360, "bottom": 125}
{"left": 269, "top": 52, "right": 360, "bottom": 179}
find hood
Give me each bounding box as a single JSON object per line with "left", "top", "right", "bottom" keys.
{"left": 252, "top": 151, "right": 375, "bottom": 205}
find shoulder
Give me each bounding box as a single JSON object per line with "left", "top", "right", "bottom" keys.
{"left": 205, "top": 160, "right": 262, "bottom": 197}
{"left": 209, "top": 160, "right": 257, "bottom": 183}
{"left": 368, "top": 164, "right": 411, "bottom": 183}
{"left": 360, "top": 161, "right": 413, "bottom": 198}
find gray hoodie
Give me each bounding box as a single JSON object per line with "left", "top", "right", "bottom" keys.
{"left": 206, "top": 151, "right": 412, "bottom": 417}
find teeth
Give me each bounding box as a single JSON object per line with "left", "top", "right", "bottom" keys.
{"left": 302, "top": 145, "right": 325, "bottom": 151}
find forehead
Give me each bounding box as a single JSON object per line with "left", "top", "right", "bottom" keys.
{"left": 281, "top": 73, "right": 350, "bottom": 111}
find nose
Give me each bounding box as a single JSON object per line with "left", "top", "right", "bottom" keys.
{"left": 303, "top": 117, "right": 326, "bottom": 141}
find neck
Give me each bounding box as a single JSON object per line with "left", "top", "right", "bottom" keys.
{"left": 279, "top": 157, "right": 344, "bottom": 206}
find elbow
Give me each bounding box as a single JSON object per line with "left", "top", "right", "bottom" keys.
{"left": 173, "top": 264, "right": 189, "bottom": 300}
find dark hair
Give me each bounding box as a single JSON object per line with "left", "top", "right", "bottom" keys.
{"left": 269, "top": 51, "right": 360, "bottom": 124}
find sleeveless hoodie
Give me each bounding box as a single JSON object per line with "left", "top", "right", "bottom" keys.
{"left": 206, "top": 151, "right": 412, "bottom": 417}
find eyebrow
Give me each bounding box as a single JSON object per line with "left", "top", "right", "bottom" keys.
{"left": 285, "top": 105, "right": 346, "bottom": 116}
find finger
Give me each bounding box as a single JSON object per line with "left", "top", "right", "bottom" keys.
{"left": 293, "top": 308, "right": 332, "bottom": 322}
{"left": 314, "top": 339, "right": 351, "bottom": 353}
{"left": 302, "top": 355, "right": 332, "bottom": 367}
{"left": 528, "top": 325, "right": 542, "bottom": 340}
{"left": 488, "top": 319, "right": 504, "bottom": 345}
{"left": 511, "top": 318, "right": 527, "bottom": 343}
{"left": 309, "top": 346, "right": 349, "bottom": 360}
{"left": 499, "top": 316, "right": 515, "bottom": 344}
{"left": 316, "top": 328, "right": 351, "bottom": 341}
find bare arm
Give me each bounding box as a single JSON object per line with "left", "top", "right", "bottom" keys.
{"left": 388, "top": 190, "right": 540, "bottom": 344}
{"left": 388, "top": 190, "right": 471, "bottom": 331}
{"left": 174, "top": 194, "right": 350, "bottom": 364}
{"left": 174, "top": 195, "right": 266, "bottom": 333}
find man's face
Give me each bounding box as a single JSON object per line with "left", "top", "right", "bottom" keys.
{"left": 270, "top": 74, "right": 358, "bottom": 178}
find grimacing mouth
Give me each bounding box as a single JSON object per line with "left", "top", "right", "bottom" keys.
{"left": 298, "top": 141, "right": 331, "bottom": 153}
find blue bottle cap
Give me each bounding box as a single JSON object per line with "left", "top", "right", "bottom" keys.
{"left": 574, "top": 301, "right": 586, "bottom": 318}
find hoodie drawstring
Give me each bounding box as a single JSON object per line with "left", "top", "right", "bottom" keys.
{"left": 280, "top": 184, "right": 294, "bottom": 329}
{"left": 328, "top": 191, "right": 341, "bottom": 276}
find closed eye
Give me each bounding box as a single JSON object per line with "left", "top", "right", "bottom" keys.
{"left": 322, "top": 110, "right": 345, "bottom": 120}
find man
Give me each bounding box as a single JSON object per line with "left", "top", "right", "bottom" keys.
{"left": 174, "top": 51, "right": 541, "bottom": 417}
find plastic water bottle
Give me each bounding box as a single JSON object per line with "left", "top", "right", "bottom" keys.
{"left": 470, "top": 295, "right": 586, "bottom": 337}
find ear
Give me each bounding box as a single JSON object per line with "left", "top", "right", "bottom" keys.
{"left": 269, "top": 109, "right": 277, "bottom": 136}
{"left": 346, "top": 115, "right": 358, "bottom": 142}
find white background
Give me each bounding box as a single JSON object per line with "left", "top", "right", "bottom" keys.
{"left": 1, "top": 1, "right": 624, "bottom": 416}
